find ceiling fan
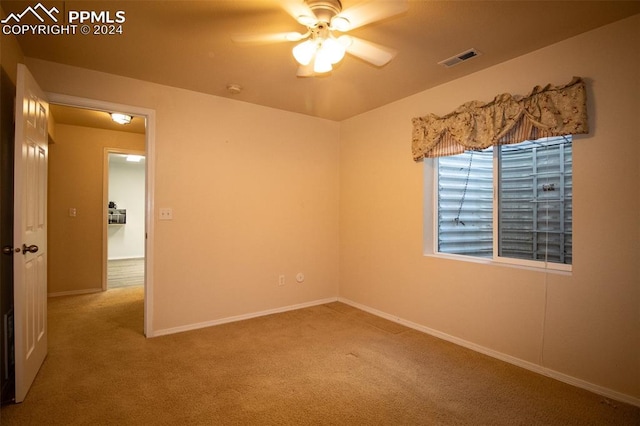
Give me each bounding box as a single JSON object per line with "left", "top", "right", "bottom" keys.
{"left": 232, "top": 0, "right": 408, "bottom": 77}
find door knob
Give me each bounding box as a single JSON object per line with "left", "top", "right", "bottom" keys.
{"left": 22, "top": 244, "right": 39, "bottom": 254}
{"left": 2, "top": 246, "right": 20, "bottom": 255}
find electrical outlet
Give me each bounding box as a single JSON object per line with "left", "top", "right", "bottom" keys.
{"left": 159, "top": 208, "right": 173, "bottom": 220}
{"left": 278, "top": 275, "right": 285, "bottom": 286}
{"left": 296, "top": 273, "right": 305, "bottom": 283}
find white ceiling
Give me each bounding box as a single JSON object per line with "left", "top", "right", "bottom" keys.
{"left": 4, "top": 1, "right": 639, "bottom": 123}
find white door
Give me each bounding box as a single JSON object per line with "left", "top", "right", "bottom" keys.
{"left": 13, "top": 64, "right": 49, "bottom": 403}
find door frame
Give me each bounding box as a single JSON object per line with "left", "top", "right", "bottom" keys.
{"left": 47, "top": 93, "right": 155, "bottom": 337}
{"left": 103, "top": 148, "right": 146, "bottom": 292}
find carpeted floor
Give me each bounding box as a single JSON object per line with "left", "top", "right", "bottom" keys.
{"left": 1, "top": 287, "right": 638, "bottom": 425}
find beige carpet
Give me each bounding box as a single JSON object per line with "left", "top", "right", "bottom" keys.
{"left": 1, "top": 287, "right": 638, "bottom": 425}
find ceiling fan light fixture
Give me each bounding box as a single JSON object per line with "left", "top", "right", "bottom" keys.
{"left": 321, "top": 37, "right": 346, "bottom": 64}
{"left": 235, "top": 0, "right": 405, "bottom": 77}
{"left": 313, "top": 51, "right": 333, "bottom": 73}
{"left": 293, "top": 39, "right": 317, "bottom": 65}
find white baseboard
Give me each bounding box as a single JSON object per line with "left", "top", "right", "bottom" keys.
{"left": 338, "top": 297, "right": 640, "bottom": 408}
{"left": 48, "top": 288, "right": 102, "bottom": 298}
{"left": 151, "top": 297, "right": 339, "bottom": 338}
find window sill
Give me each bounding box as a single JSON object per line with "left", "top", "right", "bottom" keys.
{"left": 424, "top": 252, "right": 572, "bottom": 275}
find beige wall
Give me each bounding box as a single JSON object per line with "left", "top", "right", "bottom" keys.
{"left": 48, "top": 124, "right": 145, "bottom": 295}
{"left": 340, "top": 15, "right": 639, "bottom": 400}
{"left": 26, "top": 58, "right": 341, "bottom": 331}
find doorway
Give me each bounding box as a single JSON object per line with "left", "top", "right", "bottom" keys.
{"left": 47, "top": 105, "right": 146, "bottom": 300}
{"left": 105, "top": 151, "right": 146, "bottom": 290}
{"left": 48, "top": 94, "right": 155, "bottom": 337}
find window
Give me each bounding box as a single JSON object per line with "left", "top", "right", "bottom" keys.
{"left": 435, "top": 136, "right": 572, "bottom": 270}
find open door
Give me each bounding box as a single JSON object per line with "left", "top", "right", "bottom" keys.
{"left": 13, "top": 64, "right": 48, "bottom": 403}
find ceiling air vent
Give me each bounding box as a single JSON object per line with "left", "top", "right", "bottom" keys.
{"left": 438, "top": 48, "right": 481, "bottom": 68}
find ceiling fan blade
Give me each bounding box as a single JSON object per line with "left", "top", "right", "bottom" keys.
{"left": 336, "top": 0, "right": 408, "bottom": 31}
{"left": 344, "top": 36, "right": 397, "bottom": 67}
{"left": 231, "top": 31, "right": 306, "bottom": 45}
{"left": 280, "top": 0, "right": 316, "bottom": 25}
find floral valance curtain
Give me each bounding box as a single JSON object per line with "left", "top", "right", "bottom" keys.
{"left": 411, "top": 77, "right": 588, "bottom": 161}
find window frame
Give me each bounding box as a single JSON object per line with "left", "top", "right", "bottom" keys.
{"left": 425, "top": 140, "right": 573, "bottom": 274}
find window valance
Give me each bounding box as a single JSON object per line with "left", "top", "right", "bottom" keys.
{"left": 411, "top": 77, "right": 588, "bottom": 161}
